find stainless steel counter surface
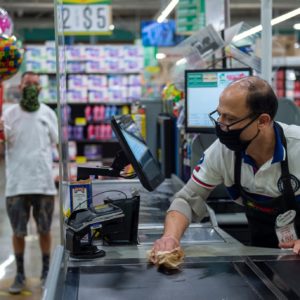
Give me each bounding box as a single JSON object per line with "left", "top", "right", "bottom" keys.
{"left": 43, "top": 177, "right": 300, "bottom": 300}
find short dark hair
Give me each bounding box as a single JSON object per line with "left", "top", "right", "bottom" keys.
{"left": 21, "top": 71, "right": 39, "bottom": 79}
{"left": 236, "top": 76, "right": 278, "bottom": 120}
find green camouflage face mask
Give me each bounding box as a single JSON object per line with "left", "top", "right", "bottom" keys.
{"left": 20, "top": 85, "right": 40, "bottom": 112}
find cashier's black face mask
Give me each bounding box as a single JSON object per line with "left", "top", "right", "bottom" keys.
{"left": 20, "top": 85, "right": 40, "bottom": 112}
{"left": 215, "top": 116, "right": 260, "bottom": 152}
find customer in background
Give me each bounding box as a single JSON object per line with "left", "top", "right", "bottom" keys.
{"left": 0, "top": 71, "right": 58, "bottom": 294}
{"left": 150, "top": 76, "right": 300, "bottom": 263}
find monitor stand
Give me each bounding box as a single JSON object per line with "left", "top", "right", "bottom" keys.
{"left": 77, "top": 150, "right": 133, "bottom": 180}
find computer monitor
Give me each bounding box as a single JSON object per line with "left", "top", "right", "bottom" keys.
{"left": 185, "top": 68, "right": 252, "bottom": 133}
{"left": 111, "top": 115, "right": 164, "bottom": 191}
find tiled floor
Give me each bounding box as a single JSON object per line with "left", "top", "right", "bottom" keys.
{"left": 0, "top": 159, "right": 60, "bottom": 299}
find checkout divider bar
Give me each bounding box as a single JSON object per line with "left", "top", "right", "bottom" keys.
{"left": 42, "top": 245, "right": 64, "bottom": 300}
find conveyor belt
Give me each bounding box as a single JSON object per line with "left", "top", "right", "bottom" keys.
{"left": 60, "top": 256, "right": 300, "bottom": 300}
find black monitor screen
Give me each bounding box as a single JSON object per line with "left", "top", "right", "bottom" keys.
{"left": 111, "top": 115, "right": 164, "bottom": 191}
{"left": 185, "top": 68, "right": 252, "bottom": 133}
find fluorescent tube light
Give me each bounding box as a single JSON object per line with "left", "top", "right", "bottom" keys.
{"left": 157, "top": 0, "right": 179, "bottom": 23}
{"left": 233, "top": 7, "right": 300, "bottom": 42}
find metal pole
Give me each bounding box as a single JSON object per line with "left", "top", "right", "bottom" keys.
{"left": 261, "top": 0, "right": 272, "bottom": 83}
{"left": 224, "top": 0, "right": 231, "bottom": 28}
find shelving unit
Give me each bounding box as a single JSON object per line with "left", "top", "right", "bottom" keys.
{"left": 272, "top": 57, "right": 300, "bottom": 106}
{"left": 25, "top": 43, "right": 144, "bottom": 177}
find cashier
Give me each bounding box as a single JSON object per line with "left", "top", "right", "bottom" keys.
{"left": 151, "top": 76, "right": 300, "bottom": 258}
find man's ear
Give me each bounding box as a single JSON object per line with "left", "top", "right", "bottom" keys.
{"left": 258, "top": 114, "right": 271, "bottom": 127}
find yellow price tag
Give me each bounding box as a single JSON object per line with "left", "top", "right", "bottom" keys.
{"left": 75, "top": 117, "right": 87, "bottom": 126}
{"left": 76, "top": 156, "right": 87, "bottom": 164}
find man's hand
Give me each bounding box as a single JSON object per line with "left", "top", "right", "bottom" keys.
{"left": 149, "top": 235, "right": 180, "bottom": 264}
{"left": 279, "top": 239, "right": 300, "bottom": 255}
{"left": 0, "top": 119, "right": 3, "bottom": 132}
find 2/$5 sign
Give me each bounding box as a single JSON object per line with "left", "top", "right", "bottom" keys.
{"left": 60, "top": 0, "right": 112, "bottom": 35}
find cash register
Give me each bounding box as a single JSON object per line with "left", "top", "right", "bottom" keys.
{"left": 65, "top": 115, "right": 164, "bottom": 258}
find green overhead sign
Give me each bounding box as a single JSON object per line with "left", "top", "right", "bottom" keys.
{"left": 176, "top": 0, "right": 205, "bottom": 35}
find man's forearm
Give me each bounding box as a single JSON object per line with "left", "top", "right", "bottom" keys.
{"left": 163, "top": 210, "right": 189, "bottom": 242}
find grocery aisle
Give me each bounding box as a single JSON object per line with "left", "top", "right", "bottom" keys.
{"left": 0, "top": 159, "right": 60, "bottom": 299}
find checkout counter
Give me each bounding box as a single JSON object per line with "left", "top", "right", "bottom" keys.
{"left": 44, "top": 115, "right": 300, "bottom": 300}
{"left": 44, "top": 177, "right": 300, "bottom": 300}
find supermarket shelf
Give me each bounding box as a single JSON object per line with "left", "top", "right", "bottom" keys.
{"left": 69, "top": 139, "right": 118, "bottom": 143}
{"left": 273, "top": 56, "right": 300, "bottom": 67}
{"left": 39, "top": 72, "right": 141, "bottom": 75}
{"left": 44, "top": 102, "right": 133, "bottom": 106}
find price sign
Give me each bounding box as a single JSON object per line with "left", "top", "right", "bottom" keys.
{"left": 61, "top": 0, "right": 112, "bottom": 35}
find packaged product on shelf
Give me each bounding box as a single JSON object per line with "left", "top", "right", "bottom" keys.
{"left": 67, "top": 61, "right": 86, "bottom": 73}
{"left": 48, "top": 88, "right": 57, "bottom": 103}
{"left": 39, "top": 75, "right": 49, "bottom": 89}
{"left": 66, "top": 45, "right": 86, "bottom": 61}
{"left": 46, "top": 60, "right": 56, "bottom": 73}
{"left": 104, "top": 58, "right": 123, "bottom": 73}
{"left": 108, "top": 75, "right": 128, "bottom": 87}
{"left": 68, "top": 75, "right": 88, "bottom": 90}
{"left": 128, "top": 86, "right": 142, "bottom": 100}
{"left": 86, "top": 60, "right": 106, "bottom": 73}
{"left": 68, "top": 141, "right": 77, "bottom": 160}
{"left": 25, "top": 45, "right": 47, "bottom": 60}
{"left": 88, "top": 88, "right": 109, "bottom": 102}
{"left": 45, "top": 41, "right": 56, "bottom": 60}
{"left": 103, "top": 45, "right": 122, "bottom": 58}
{"left": 108, "top": 86, "right": 127, "bottom": 102}
{"left": 85, "top": 45, "right": 104, "bottom": 60}
{"left": 122, "top": 45, "right": 144, "bottom": 58}
{"left": 87, "top": 75, "right": 107, "bottom": 89}
{"left": 123, "top": 57, "right": 143, "bottom": 72}
{"left": 39, "top": 90, "right": 50, "bottom": 103}
{"left": 83, "top": 144, "right": 103, "bottom": 160}
{"left": 67, "top": 89, "right": 88, "bottom": 103}
{"left": 128, "top": 74, "right": 142, "bottom": 86}
{"left": 25, "top": 60, "right": 46, "bottom": 73}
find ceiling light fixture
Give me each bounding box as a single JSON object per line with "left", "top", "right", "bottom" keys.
{"left": 294, "top": 23, "right": 300, "bottom": 30}
{"left": 156, "top": 53, "right": 166, "bottom": 60}
{"left": 157, "top": 0, "right": 179, "bottom": 23}
{"left": 109, "top": 24, "right": 115, "bottom": 31}
{"left": 233, "top": 7, "right": 300, "bottom": 42}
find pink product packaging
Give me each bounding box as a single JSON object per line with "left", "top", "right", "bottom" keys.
{"left": 87, "top": 125, "right": 96, "bottom": 140}
{"left": 88, "top": 75, "right": 107, "bottom": 89}
{"left": 85, "top": 106, "right": 92, "bottom": 122}
{"left": 93, "top": 105, "right": 105, "bottom": 122}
